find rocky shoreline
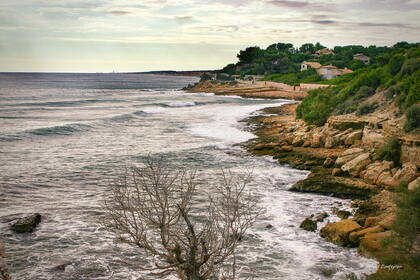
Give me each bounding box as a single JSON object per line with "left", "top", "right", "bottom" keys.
{"left": 242, "top": 103, "right": 418, "bottom": 279}
{"left": 188, "top": 80, "right": 419, "bottom": 279}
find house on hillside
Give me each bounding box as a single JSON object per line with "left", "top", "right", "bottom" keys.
{"left": 301, "top": 61, "right": 322, "bottom": 71}
{"left": 313, "top": 48, "right": 335, "bottom": 57}
{"left": 353, "top": 53, "right": 371, "bottom": 64}
{"left": 316, "top": 65, "right": 353, "bottom": 80}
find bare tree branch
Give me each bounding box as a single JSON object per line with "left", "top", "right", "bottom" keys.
{"left": 102, "top": 157, "right": 261, "bottom": 279}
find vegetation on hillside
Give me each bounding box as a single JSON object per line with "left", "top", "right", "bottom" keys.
{"left": 296, "top": 44, "right": 420, "bottom": 127}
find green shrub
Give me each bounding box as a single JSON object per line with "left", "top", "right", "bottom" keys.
{"left": 389, "top": 54, "right": 405, "bottom": 75}
{"left": 375, "top": 137, "right": 401, "bottom": 165}
{"left": 401, "top": 58, "right": 420, "bottom": 76}
{"left": 356, "top": 102, "right": 378, "bottom": 116}
{"left": 404, "top": 104, "right": 420, "bottom": 132}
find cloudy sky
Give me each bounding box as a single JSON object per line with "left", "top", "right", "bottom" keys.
{"left": 0, "top": 0, "right": 419, "bottom": 72}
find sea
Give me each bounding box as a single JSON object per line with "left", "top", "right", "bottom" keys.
{"left": 0, "top": 73, "right": 377, "bottom": 280}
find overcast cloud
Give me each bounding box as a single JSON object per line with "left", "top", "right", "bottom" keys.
{"left": 0, "top": 0, "right": 419, "bottom": 72}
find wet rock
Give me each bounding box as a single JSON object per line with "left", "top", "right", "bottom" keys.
{"left": 323, "top": 157, "right": 335, "bottom": 168}
{"left": 344, "top": 130, "right": 363, "bottom": 146}
{"left": 11, "top": 213, "right": 42, "bottom": 233}
{"left": 320, "top": 219, "right": 362, "bottom": 246}
{"left": 253, "top": 143, "right": 278, "bottom": 151}
{"left": 265, "top": 224, "right": 273, "bottom": 229}
{"left": 314, "top": 212, "right": 329, "bottom": 222}
{"left": 300, "top": 218, "right": 317, "bottom": 232}
{"left": 349, "top": 225, "right": 384, "bottom": 245}
{"left": 408, "top": 176, "right": 420, "bottom": 190}
{"left": 337, "top": 210, "right": 352, "bottom": 219}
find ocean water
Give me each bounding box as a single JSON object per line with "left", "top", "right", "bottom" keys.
{"left": 0, "top": 73, "right": 377, "bottom": 280}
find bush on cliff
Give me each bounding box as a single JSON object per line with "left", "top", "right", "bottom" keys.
{"left": 404, "top": 104, "right": 420, "bottom": 133}
{"left": 374, "top": 137, "right": 401, "bottom": 166}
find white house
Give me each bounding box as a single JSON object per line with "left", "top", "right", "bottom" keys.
{"left": 353, "top": 53, "right": 371, "bottom": 64}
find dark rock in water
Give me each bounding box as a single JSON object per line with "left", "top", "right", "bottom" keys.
{"left": 300, "top": 218, "right": 317, "bottom": 232}
{"left": 337, "top": 210, "right": 352, "bottom": 219}
{"left": 11, "top": 213, "right": 42, "bottom": 233}
{"left": 315, "top": 212, "right": 329, "bottom": 222}
{"left": 265, "top": 224, "right": 273, "bottom": 229}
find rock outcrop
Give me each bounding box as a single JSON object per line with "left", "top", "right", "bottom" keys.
{"left": 300, "top": 218, "right": 317, "bottom": 232}
{"left": 320, "top": 219, "right": 362, "bottom": 246}
{"left": 11, "top": 213, "right": 42, "bottom": 233}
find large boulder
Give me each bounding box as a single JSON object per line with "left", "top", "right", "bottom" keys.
{"left": 344, "top": 130, "right": 363, "bottom": 146}
{"left": 408, "top": 176, "right": 420, "bottom": 190}
{"left": 377, "top": 214, "right": 396, "bottom": 230}
{"left": 320, "top": 219, "right": 362, "bottom": 246}
{"left": 341, "top": 153, "right": 372, "bottom": 177}
{"left": 336, "top": 148, "right": 365, "bottom": 166}
{"left": 349, "top": 225, "right": 384, "bottom": 245}
{"left": 360, "top": 161, "right": 393, "bottom": 185}
{"left": 11, "top": 213, "right": 42, "bottom": 233}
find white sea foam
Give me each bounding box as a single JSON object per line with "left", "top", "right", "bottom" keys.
{"left": 189, "top": 100, "right": 289, "bottom": 145}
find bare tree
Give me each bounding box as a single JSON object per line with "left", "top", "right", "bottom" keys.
{"left": 102, "top": 158, "right": 261, "bottom": 279}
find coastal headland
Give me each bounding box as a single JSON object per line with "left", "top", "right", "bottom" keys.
{"left": 187, "top": 79, "right": 420, "bottom": 279}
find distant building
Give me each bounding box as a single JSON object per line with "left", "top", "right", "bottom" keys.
{"left": 316, "top": 65, "right": 353, "bottom": 80}
{"left": 313, "top": 48, "right": 335, "bottom": 57}
{"left": 301, "top": 61, "right": 322, "bottom": 71}
{"left": 353, "top": 53, "right": 371, "bottom": 64}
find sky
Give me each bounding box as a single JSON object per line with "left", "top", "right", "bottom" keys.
{"left": 0, "top": 0, "right": 419, "bottom": 72}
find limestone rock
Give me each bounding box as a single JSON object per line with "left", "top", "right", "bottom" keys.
{"left": 320, "top": 219, "right": 362, "bottom": 246}
{"left": 292, "top": 136, "right": 304, "bottom": 147}
{"left": 11, "top": 213, "right": 42, "bottom": 233}
{"left": 336, "top": 148, "right": 364, "bottom": 166}
{"left": 349, "top": 225, "right": 384, "bottom": 244}
{"left": 392, "top": 162, "right": 418, "bottom": 183}
{"left": 364, "top": 217, "right": 378, "bottom": 227}
{"left": 324, "top": 136, "right": 335, "bottom": 149}
{"left": 378, "top": 214, "right": 396, "bottom": 230}
{"left": 341, "top": 153, "right": 372, "bottom": 177}
{"left": 300, "top": 218, "right": 317, "bottom": 232}
{"left": 362, "top": 128, "right": 385, "bottom": 148}
{"left": 376, "top": 171, "right": 398, "bottom": 188}
{"left": 360, "top": 161, "right": 393, "bottom": 185}
{"left": 344, "top": 130, "right": 363, "bottom": 146}
{"left": 359, "top": 231, "right": 392, "bottom": 258}
{"left": 311, "top": 132, "right": 324, "bottom": 148}
{"left": 408, "top": 177, "right": 420, "bottom": 190}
